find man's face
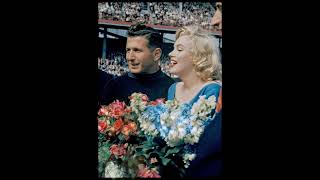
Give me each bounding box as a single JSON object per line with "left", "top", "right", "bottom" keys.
{"left": 126, "top": 36, "right": 159, "bottom": 74}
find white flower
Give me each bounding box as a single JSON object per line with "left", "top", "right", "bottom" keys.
{"left": 191, "top": 96, "right": 206, "bottom": 114}
{"left": 184, "top": 134, "right": 193, "bottom": 144}
{"left": 207, "top": 95, "right": 217, "bottom": 107}
{"left": 104, "top": 161, "right": 128, "bottom": 178}
{"left": 177, "top": 127, "right": 186, "bottom": 138}
{"left": 167, "top": 130, "right": 182, "bottom": 147}
{"left": 183, "top": 153, "right": 196, "bottom": 161}
{"left": 191, "top": 95, "right": 217, "bottom": 115}
{"left": 160, "top": 112, "right": 170, "bottom": 125}
{"left": 198, "top": 111, "right": 209, "bottom": 120}
{"left": 140, "top": 120, "right": 150, "bottom": 131}
{"left": 170, "top": 110, "right": 180, "bottom": 122}
{"left": 191, "top": 126, "right": 199, "bottom": 135}
{"left": 148, "top": 124, "right": 159, "bottom": 136}
{"left": 138, "top": 118, "right": 159, "bottom": 137}
{"left": 183, "top": 153, "right": 197, "bottom": 168}
{"left": 191, "top": 103, "right": 200, "bottom": 115}
{"left": 193, "top": 136, "right": 200, "bottom": 144}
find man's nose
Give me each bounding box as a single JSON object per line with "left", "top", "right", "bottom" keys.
{"left": 126, "top": 51, "right": 135, "bottom": 61}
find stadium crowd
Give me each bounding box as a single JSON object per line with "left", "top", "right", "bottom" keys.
{"left": 98, "top": 2, "right": 221, "bottom": 31}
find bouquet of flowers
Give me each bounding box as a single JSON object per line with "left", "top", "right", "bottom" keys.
{"left": 98, "top": 93, "right": 164, "bottom": 178}
{"left": 98, "top": 92, "right": 218, "bottom": 178}
{"left": 134, "top": 95, "right": 218, "bottom": 178}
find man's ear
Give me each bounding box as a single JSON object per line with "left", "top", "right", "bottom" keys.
{"left": 153, "top": 48, "right": 162, "bottom": 61}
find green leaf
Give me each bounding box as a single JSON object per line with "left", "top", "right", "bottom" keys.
{"left": 136, "top": 143, "right": 154, "bottom": 151}
{"left": 122, "top": 156, "right": 128, "bottom": 162}
{"left": 134, "top": 150, "right": 146, "bottom": 157}
{"left": 160, "top": 146, "right": 168, "bottom": 155}
{"left": 160, "top": 157, "right": 171, "bottom": 166}
{"left": 110, "top": 118, "right": 116, "bottom": 124}
{"left": 118, "top": 133, "right": 125, "bottom": 141}
{"left": 134, "top": 147, "right": 143, "bottom": 153}
{"left": 164, "top": 147, "right": 181, "bottom": 157}
{"left": 98, "top": 161, "right": 106, "bottom": 177}
{"left": 98, "top": 141, "right": 112, "bottom": 164}
{"left": 98, "top": 132, "right": 107, "bottom": 142}
{"left": 98, "top": 145, "right": 111, "bottom": 162}
{"left": 98, "top": 116, "right": 106, "bottom": 121}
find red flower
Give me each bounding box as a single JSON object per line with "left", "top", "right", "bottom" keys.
{"left": 98, "top": 121, "right": 107, "bottom": 133}
{"left": 113, "top": 118, "right": 124, "bottom": 131}
{"left": 109, "top": 144, "right": 127, "bottom": 158}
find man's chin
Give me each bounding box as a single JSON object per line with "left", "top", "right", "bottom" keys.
{"left": 129, "top": 68, "right": 141, "bottom": 74}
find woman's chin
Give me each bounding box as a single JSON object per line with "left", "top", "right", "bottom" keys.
{"left": 169, "top": 67, "right": 179, "bottom": 74}
{"left": 168, "top": 70, "right": 175, "bottom": 75}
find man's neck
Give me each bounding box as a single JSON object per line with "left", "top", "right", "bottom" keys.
{"left": 128, "top": 68, "right": 163, "bottom": 79}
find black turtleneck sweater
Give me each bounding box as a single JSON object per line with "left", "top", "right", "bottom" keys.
{"left": 100, "top": 69, "right": 175, "bottom": 105}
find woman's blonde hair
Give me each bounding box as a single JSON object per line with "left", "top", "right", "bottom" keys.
{"left": 175, "top": 25, "right": 222, "bottom": 81}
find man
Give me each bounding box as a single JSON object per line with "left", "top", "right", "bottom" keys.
{"left": 100, "top": 23, "right": 175, "bottom": 105}
{"left": 211, "top": 2, "right": 222, "bottom": 31}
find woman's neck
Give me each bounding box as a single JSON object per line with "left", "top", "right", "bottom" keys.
{"left": 179, "top": 71, "right": 206, "bottom": 91}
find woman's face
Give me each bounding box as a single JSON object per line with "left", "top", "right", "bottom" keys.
{"left": 168, "top": 35, "right": 194, "bottom": 77}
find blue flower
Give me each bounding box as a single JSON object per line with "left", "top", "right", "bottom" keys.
{"left": 159, "top": 126, "right": 169, "bottom": 138}
{"left": 141, "top": 105, "right": 165, "bottom": 123}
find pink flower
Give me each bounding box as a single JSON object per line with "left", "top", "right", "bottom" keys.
{"left": 149, "top": 98, "right": 165, "bottom": 106}
{"left": 121, "top": 124, "right": 131, "bottom": 136}
{"left": 109, "top": 144, "right": 127, "bottom": 158}
{"left": 109, "top": 100, "right": 127, "bottom": 118}
{"left": 141, "top": 95, "right": 149, "bottom": 102}
{"left": 98, "top": 106, "right": 108, "bottom": 116}
{"left": 127, "top": 122, "right": 137, "bottom": 132}
{"left": 150, "top": 157, "right": 158, "bottom": 164}
{"left": 137, "top": 167, "right": 161, "bottom": 178}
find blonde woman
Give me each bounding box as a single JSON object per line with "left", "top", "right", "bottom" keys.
{"left": 167, "top": 25, "right": 222, "bottom": 177}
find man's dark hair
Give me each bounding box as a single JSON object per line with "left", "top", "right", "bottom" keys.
{"left": 127, "top": 23, "right": 163, "bottom": 50}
